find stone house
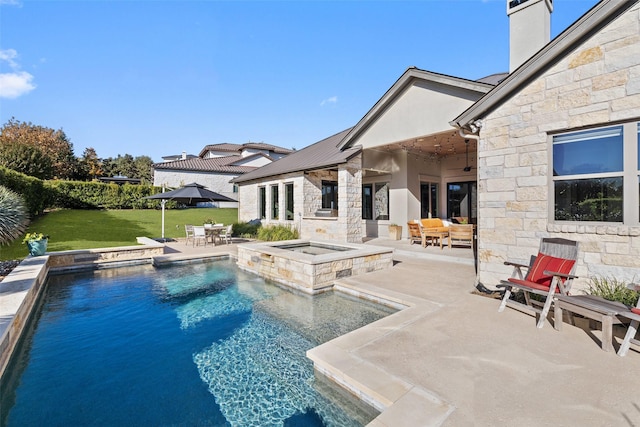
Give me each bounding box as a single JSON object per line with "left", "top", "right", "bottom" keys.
{"left": 453, "top": 0, "right": 640, "bottom": 286}
{"left": 234, "top": 0, "right": 640, "bottom": 285}
{"left": 153, "top": 142, "right": 293, "bottom": 207}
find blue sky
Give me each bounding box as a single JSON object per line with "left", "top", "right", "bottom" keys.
{"left": 1, "top": 0, "right": 597, "bottom": 162}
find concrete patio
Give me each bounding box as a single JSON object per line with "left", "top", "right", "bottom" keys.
{"left": 161, "top": 237, "right": 640, "bottom": 426}
{"left": 2, "top": 236, "right": 638, "bottom": 426}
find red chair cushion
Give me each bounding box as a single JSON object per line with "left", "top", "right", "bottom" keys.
{"left": 507, "top": 278, "right": 561, "bottom": 293}
{"left": 525, "top": 252, "right": 575, "bottom": 288}
{"left": 631, "top": 307, "right": 640, "bottom": 315}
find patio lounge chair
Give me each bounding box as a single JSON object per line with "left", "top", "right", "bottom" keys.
{"left": 448, "top": 224, "right": 474, "bottom": 248}
{"left": 407, "top": 221, "right": 426, "bottom": 246}
{"left": 497, "top": 237, "right": 579, "bottom": 328}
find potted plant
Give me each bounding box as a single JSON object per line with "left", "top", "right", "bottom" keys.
{"left": 388, "top": 223, "right": 402, "bottom": 240}
{"left": 22, "top": 232, "right": 49, "bottom": 256}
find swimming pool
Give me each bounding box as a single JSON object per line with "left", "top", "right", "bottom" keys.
{"left": 0, "top": 258, "right": 394, "bottom": 427}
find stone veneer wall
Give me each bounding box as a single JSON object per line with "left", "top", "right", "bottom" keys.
{"left": 478, "top": 4, "right": 640, "bottom": 287}
{"left": 238, "top": 154, "right": 364, "bottom": 243}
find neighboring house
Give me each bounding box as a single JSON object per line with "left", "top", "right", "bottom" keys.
{"left": 452, "top": 0, "right": 640, "bottom": 285}
{"left": 233, "top": 0, "right": 640, "bottom": 285}
{"left": 153, "top": 142, "right": 293, "bottom": 208}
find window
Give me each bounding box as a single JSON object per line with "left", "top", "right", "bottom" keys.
{"left": 271, "top": 184, "right": 279, "bottom": 219}
{"left": 258, "top": 187, "right": 266, "bottom": 220}
{"left": 374, "top": 183, "right": 389, "bottom": 220}
{"left": 233, "top": 184, "right": 238, "bottom": 193}
{"left": 322, "top": 181, "right": 338, "bottom": 210}
{"left": 362, "top": 184, "right": 373, "bottom": 220}
{"left": 362, "top": 182, "right": 389, "bottom": 220}
{"left": 553, "top": 126, "right": 623, "bottom": 222}
{"left": 420, "top": 182, "right": 439, "bottom": 218}
{"left": 447, "top": 181, "right": 476, "bottom": 224}
{"left": 285, "top": 183, "right": 294, "bottom": 220}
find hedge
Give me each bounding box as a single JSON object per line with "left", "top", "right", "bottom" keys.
{"left": 0, "top": 165, "right": 165, "bottom": 214}
{"left": 0, "top": 166, "right": 50, "bottom": 216}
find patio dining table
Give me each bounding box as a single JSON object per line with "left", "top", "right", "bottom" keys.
{"left": 204, "top": 224, "right": 226, "bottom": 245}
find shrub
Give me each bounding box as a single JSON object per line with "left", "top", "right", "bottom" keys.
{"left": 586, "top": 275, "right": 640, "bottom": 307}
{"left": 257, "top": 224, "right": 299, "bottom": 241}
{"left": 232, "top": 221, "right": 261, "bottom": 238}
{"left": 0, "top": 185, "right": 29, "bottom": 245}
{"left": 0, "top": 165, "right": 50, "bottom": 216}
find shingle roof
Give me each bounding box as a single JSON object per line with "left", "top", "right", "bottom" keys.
{"left": 153, "top": 156, "right": 256, "bottom": 174}
{"left": 232, "top": 128, "right": 360, "bottom": 183}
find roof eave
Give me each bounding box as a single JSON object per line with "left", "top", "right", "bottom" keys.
{"left": 338, "top": 67, "right": 494, "bottom": 150}
{"left": 452, "top": 0, "right": 636, "bottom": 130}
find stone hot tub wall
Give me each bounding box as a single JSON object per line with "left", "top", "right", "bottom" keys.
{"left": 236, "top": 239, "right": 393, "bottom": 294}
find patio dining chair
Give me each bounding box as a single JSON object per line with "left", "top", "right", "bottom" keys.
{"left": 218, "top": 224, "right": 233, "bottom": 245}
{"left": 192, "top": 226, "right": 208, "bottom": 247}
{"left": 497, "top": 237, "right": 579, "bottom": 328}
{"left": 616, "top": 283, "right": 640, "bottom": 356}
{"left": 185, "top": 224, "right": 194, "bottom": 246}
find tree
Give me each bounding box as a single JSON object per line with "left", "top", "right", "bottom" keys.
{"left": 133, "top": 155, "right": 153, "bottom": 183}
{"left": 0, "top": 118, "right": 78, "bottom": 179}
{"left": 0, "top": 143, "right": 53, "bottom": 179}
{"left": 81, "top": 147, "right": 103, "bottom": 180}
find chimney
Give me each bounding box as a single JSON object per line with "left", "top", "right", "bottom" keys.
{"left": 508, "top": 0, "right": 553, "bottom": 72}
{"left": 181, "top": 151, "right": 187, "bottom": 160}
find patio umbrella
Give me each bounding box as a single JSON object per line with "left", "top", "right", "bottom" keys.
{"left": 145, "top": 183, "right": 236, "bottom": 240}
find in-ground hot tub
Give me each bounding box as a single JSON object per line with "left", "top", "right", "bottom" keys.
{"left": 236, "top": 239, "right": 393, "bottom": 294}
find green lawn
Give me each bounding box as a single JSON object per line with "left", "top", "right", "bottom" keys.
{"left": 0, "top": 208, "right": 238, "bottom": 261}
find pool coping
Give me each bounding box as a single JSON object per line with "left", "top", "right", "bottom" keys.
{"left": 0, "top": 241, "right": 457, "bottom": 426}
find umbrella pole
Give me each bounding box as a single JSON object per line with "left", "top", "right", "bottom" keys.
{"left": 161, "top": 199, "right": 166, "bottom": 241}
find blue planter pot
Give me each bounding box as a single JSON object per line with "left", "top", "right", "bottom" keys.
{"left": 26, "top": 239, "right": 48, "bottom": 256}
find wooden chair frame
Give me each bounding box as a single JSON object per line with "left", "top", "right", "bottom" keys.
{"left": 497, "top": 237, "right": 579, "bottom": 328}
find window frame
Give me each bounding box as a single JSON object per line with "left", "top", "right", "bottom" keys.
{"left": 321, "top": 180, "right": 338, "bottom": 211}
{"left": 550, "top": 121, "right": 640, "bottom": 225}
{"left": 285, "top": 182, "right": 294, "bottom": 221}
{"left": 361, "top": 181, "right": 390, "bottom": 220}
{"left": 258, "top": 186, "right": 266, "bottom": 220}
{"left": 270, "top": 184, "right": 279, "bottom": 220}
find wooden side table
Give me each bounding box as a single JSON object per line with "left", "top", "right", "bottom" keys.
{"left": 554, "top": 294, "right": 628, "bottom": 352}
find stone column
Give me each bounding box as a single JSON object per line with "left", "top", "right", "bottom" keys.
{"left": 339, "top": 153, "right": 363, "bottom": 243}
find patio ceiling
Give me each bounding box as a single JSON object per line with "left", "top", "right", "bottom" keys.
{"left": 381, "top": 129, "right": 476, "bottom": 159}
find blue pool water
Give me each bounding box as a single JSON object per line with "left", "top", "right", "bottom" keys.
{"left": 0, "top": 259, "right": 394, "bottom": 426}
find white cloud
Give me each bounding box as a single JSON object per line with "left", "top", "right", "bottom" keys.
{"left": 320, "top": 96, "right": 338, "bottom": 107}
{"left": 0, "top": 49, "right": 36, "bottom": 99}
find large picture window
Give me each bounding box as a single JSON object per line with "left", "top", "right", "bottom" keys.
{"left": 553, "top": 126, "right": 624, "bottom": 222}
{"left": 362, "top": 182, "right": 389, "bottom": 220}
{"left": 271, "top": 184, "right": 279, "bottom": 220}
{"left": 258, "top": 187, "right": 266, "bottom": 220}
{"left": 285, "top": 183, "right": 294, "bottom": 220}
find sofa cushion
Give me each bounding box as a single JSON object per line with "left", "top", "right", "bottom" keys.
{"left": 420, "top": 218, "right": 449, "bottom": 232}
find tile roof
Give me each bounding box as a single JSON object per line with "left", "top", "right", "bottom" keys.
{"left": 198, "top": 142, "right": 293, "bottom": 157}
{"left": 153, "top": 155, "right": 256, "bottom": 174}
{"left": 232, "top": 128, "right": 361, "bottom": 183}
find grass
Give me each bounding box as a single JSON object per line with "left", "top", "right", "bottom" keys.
{"left": 0, "top": 208, "right": 238, "bottom": 261}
